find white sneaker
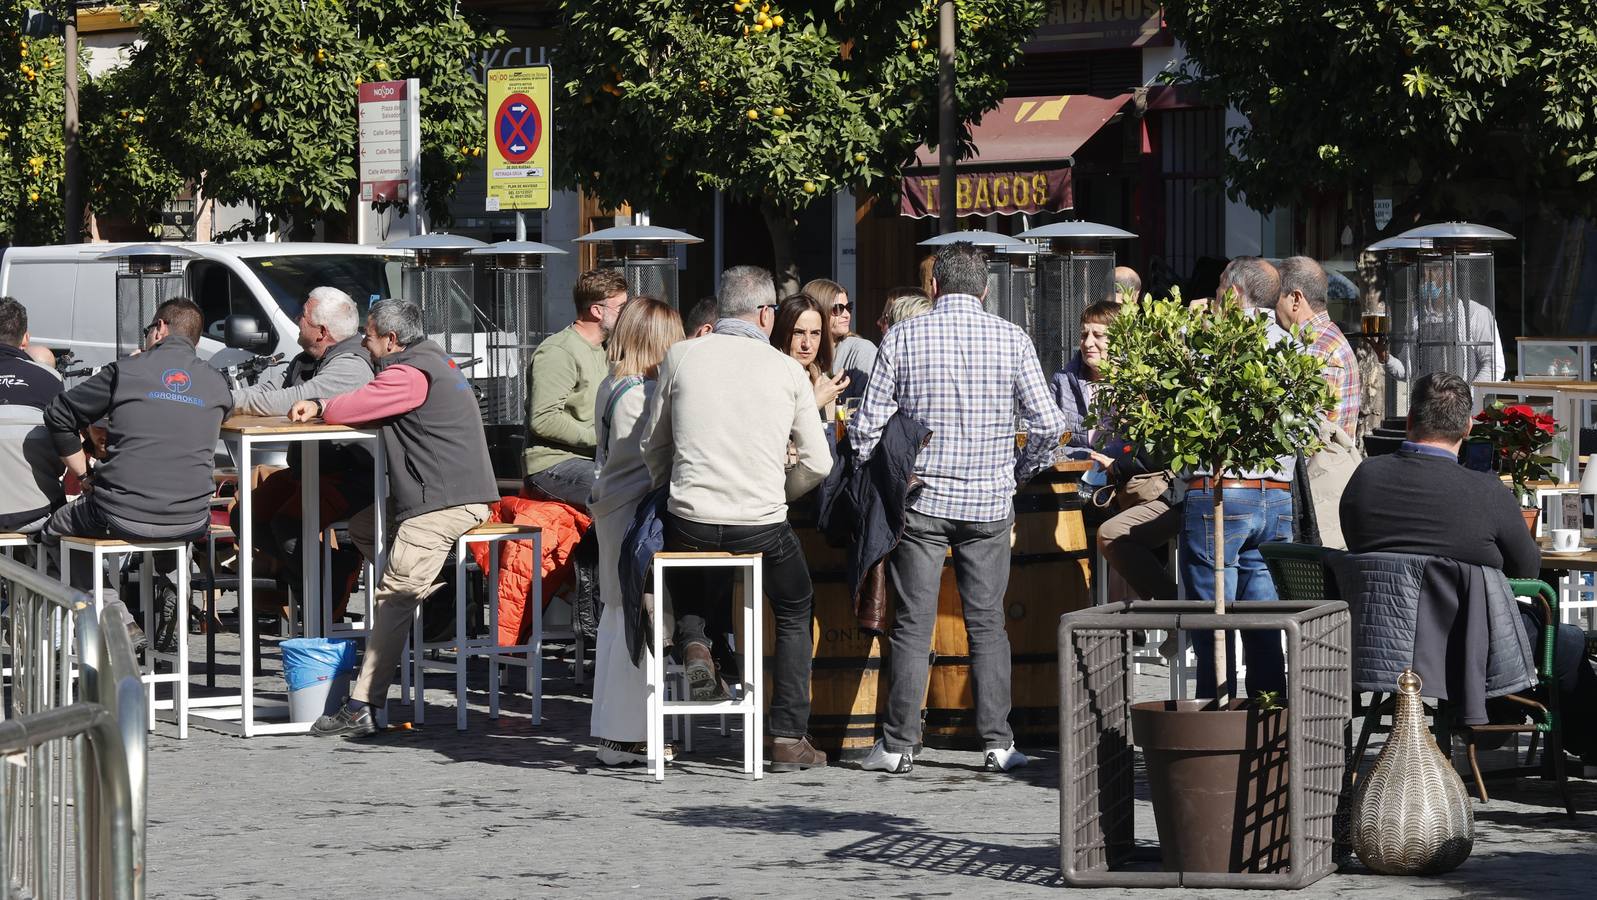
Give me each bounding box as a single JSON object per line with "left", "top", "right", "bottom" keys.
{"left": 984, "top": 743, "right": 1029, "bottom": 772}
{"left": 859, "top": 739, "right": 913, "bottom": 774}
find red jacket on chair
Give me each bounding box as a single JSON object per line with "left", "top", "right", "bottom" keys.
{"left": 470, "top": 495, "right": 591, "bottom": 646}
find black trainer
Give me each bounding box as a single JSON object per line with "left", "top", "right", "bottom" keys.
{"left": 312, "top": 704, "right": 376, "bottom": 738}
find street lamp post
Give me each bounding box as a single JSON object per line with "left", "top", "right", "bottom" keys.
{"left": 63, "top": 5, "right": 80, "bottom": 243}
{"left": 937, "top": 0, "right": 955, "bottom": 234}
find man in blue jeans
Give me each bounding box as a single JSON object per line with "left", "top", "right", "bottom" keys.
{"left": 1183, "top": 257, "right": 1295, "bottom": 699}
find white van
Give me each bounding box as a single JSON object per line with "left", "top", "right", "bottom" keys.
{"left": 0, "top": 242, "right": 408, "bottom": 373}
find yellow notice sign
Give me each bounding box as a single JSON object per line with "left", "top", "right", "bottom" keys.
{"left": 485, "top": 66, "right": 552, "bottom": 211}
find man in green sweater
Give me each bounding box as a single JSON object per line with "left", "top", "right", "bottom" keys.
{"left": 522, "top": 268, "right": 627, "bottom": 507}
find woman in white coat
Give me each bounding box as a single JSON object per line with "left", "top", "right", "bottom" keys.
{"left": 588, "top": 297, "right": 684, "bottom": 765}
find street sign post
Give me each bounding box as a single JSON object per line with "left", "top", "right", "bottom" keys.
{"left": 358, "top": 78, "right": 421, "bottom": 206}
{"left": 485, "top": 66, "right": 552, "bottom": 219}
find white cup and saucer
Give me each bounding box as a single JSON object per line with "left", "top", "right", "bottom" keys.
{"left": 1547, "top": 528, "right": 1587, "bottom": 554}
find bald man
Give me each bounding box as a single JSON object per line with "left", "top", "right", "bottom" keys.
{"left": 1113, "top": 266, "right": 1142, "bottom": 304}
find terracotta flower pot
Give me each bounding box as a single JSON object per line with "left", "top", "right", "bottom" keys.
{"left": 1521, "top": 507, "right": 1540, "bottom": 533}
{"left": 1131, "top": 699, "right": 1291, "bottom": 874}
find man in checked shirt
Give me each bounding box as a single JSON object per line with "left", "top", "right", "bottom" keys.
{"left": 847, "top": 241, "right": 1066, "bottom": 775}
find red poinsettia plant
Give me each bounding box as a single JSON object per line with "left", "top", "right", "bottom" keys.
{"left": 1471, "top": 403, "right": 1563, "bottom": 504}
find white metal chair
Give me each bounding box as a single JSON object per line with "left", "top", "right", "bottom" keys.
{"left": 58, "top": 534, "right": 192, "bottom": 738}
{"left": 411, "top": 522, "right": 543, "bottom": 730}
{"left": 646, "top": 551, "right": 763, "bottom": 781}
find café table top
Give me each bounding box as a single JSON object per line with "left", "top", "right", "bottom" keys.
{"left": 1538, "top": 538, "right": 1597, "bottom": 570}
{"left": 221, "top": 415, "right": 371, "bottom": 436}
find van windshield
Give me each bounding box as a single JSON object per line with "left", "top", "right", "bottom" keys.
{"left": 242, "top": 254, "right": 404, "bottom": 320}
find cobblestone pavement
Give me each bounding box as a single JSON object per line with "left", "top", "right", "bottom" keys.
{"left": 145, "top": 631, "right": 1597, "bottom": 899}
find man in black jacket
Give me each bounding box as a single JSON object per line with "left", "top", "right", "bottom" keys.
{"left": 0, "top": 297, "right": 66, "bottom": 534}
{"left": 42, "top": 298, "right": 232, "bottom": 643}
{"left": 1341, "top": 372, "right": 1597, "bottom": 760}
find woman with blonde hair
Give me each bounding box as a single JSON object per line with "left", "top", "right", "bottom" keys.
{"left": 588, "top": 296, "right": 684, "bottom": 766}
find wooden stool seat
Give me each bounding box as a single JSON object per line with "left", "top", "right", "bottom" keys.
{"left": 58, "top": 535, "right": 190, "bottom": 549}
{"left": 653, "top": 551, "right": 760, "bottom": 560}
{"left": 464, "top": 522, "right": 541, "bottom": 537}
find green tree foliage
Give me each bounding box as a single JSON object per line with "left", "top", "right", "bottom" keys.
{"left": 0, "top": 4, "right": 67, "bottom": 244}
{"left": 81, "top": 63, "right": 186, "bottom": 234}
{"left": 1165, "top": 1, "right": 1597, "bottom": 242}
{"left": 555, "top": 0, "right": 1045, "bottom": 291}
{"left": 1092, "top": 295, "right": 1329, "bottom": 700}
{"left": 122, "top": 0, "right": 504, "bottom": 237}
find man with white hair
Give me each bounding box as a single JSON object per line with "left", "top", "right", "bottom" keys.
{"left": 230, "top": 286, "right": 376, "bottom": 626}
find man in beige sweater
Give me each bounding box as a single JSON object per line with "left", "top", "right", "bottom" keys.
{"left": 522, "top": 269, "right": 628, "bottom": 507}
{"left": 640, "top": 265, "right": 832, "bottom": 772}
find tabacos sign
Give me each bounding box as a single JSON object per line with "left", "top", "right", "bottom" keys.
{"left": 899, "top": 168, "right": 1073, "bottom": 219}
{"left": 1026, "top": 1, "right": 1169, "bottom": 52}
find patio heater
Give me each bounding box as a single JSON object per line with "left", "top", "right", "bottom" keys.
{"left": 1015, "top": 221, "right": 1136, "bottom": 377}
{"left": 574, "top": 225, "right": 701, "bottom": 308}
{"left": 467, "top": 240, "right": 568, "bottom": 478}
{"left": 916, "top": 229, "right": 1028, "bottom": 324}
{"left": 97, "top": 244, "right": 197, "bottom": 358}
{"left": 1383, "top": 222, "right": 1513, "bottom": 388}
{"left": 381, "top": 233, "right": 490, "bottom": 365}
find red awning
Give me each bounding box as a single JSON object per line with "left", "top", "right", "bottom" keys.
{"left": 912, "top": 93, "right": 1131, "bottom": 168}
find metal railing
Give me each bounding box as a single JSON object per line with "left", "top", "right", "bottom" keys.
{"left": 1, "top": 552, "right": 146, "bottom": 899}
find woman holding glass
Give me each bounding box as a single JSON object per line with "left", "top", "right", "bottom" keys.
{"left": 1050, "top": 299, "right": 1179, "bottom": 606}
{"left": 588, "top": 297, "right": 684, "bottom": 766}
{"left": 771, "top": 294, "right": 850, "bottom": 423}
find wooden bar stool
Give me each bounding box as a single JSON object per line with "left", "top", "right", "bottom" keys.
{"left": 58, "top": 534, "right": 193, "bottom": 738}
{"left": 646, "top": 551, "right": 763, "bottom": 781}
{"left": 411, "top": 522, "right": 542, "bottom": 730}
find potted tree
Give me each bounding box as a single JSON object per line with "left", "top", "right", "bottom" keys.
{"left": 1091, "top": 293, "right": 1331, "bottom": 873}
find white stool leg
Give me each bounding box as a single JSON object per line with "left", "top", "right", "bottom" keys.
{"left": 750, "top": 559, "right": 763, "bottom": 780}
{"left": 411, "top": 604, "right": 424, "bottom": 725}
{"left": 139, "top": 551, "right": 156, "bottom": 731}
{"left": 487, "top": 540, "right": 502, "bottom": 720}
{"left": 530, "top": 532, "right": 543, "bottom": 725}
{"left": 651, "top": 560, "right": 666, "bottom": 781}
{"left": 176, "top": 547, "right": 190, "bottom": 740}
{"left": 454, "top": 537, "right": 468, "bottom": 732}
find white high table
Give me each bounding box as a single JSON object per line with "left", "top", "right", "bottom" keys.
{"left": 191, "top": 415, "right": 385, "bottom": 736}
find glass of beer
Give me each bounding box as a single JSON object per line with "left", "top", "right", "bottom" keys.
{"left": 836, "top": 397, "right": 861, "bottom": 443}
{"left": 1015, "top": 416, "right": 1029, "bottom": 449}
{"left": 1362, "top": 311, "right": 1389, "bottom": 335}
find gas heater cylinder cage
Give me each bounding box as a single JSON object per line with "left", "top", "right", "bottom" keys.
{"left": 402, "top": 258, "right": 478, "bottom": 365}
{"left": 1035, "top": 250, "right": 1115, "bottom": 377}
{"left": 602, "top": 256, "right": 680, "bottom": 310}
{"left": 1385, "top": 250, "right": 1498, "bottom": 387}
{"left": 114, "top": 266, "right": 187, "bottom": 358}
{"left": 482, "top": 259, "right": 549, "bottom": 426}
{"left": 985, "top": 255, "right": 1034, "bottom": 333}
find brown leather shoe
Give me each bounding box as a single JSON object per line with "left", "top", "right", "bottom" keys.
{"left": 681, "top": 642, "right": 726, "bottom": 701}
{"left": 769, "top": 735, "right": 828, "bottom": 772}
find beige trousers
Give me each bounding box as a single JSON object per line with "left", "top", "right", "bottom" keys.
{"left": 348, "top": 502, "right": 491, "bottom": 706}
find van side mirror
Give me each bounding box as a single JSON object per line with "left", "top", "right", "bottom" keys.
{"left": 222, "top": 314, "right": 270, "bottom": 352}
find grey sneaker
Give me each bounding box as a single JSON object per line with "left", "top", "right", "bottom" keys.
{"left": 860, "top": 739, "right": 913, "bottom": 774}
{"left": 312, "top": 704, "right": 376, "bottom": 738}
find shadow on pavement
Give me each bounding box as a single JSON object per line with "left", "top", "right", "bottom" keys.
{"left": 637, "top": 804, "right": 921, "bottom": 838}
{"left": 825, "top": 831, "right": 1062, "bottom": 887}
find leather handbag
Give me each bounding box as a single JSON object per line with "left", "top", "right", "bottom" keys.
{"left": 1117, "top": 470, "right": 1172, "bottom": 509}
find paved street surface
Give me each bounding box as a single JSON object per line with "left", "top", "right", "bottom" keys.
{"left": 146, "top": 627, "right": 1597, "bottom": 899}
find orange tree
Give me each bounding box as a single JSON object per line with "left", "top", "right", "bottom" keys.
{"left": 555, "top": 1, "right": 1044, "bottom": 292}
{"left": 116, "top": 0, "right": 504, "bottom": 238}
{"left": 0, "top": 2, "right": 67, "bottom": 244}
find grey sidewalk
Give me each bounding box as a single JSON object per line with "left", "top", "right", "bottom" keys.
{"left": 146, "top": 636, "right": 1597, "bottom": 899}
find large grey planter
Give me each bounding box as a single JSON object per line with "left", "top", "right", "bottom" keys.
{"left": 1058, "top": 600, "right": 1351, "bottom": 889}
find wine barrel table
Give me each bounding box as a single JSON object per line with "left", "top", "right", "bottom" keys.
{"left": 770, "top": 460, "right": 1092, "bottom": 760}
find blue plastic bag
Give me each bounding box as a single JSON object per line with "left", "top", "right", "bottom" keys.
{"left": 281, "top": 638, "right": 357, "bottom": 693}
